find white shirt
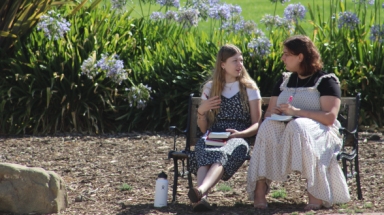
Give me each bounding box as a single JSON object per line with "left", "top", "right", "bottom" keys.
{"left": 201, "top": 81, "right": 261, "bottom": 100}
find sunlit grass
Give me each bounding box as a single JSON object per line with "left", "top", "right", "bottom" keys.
{"left": 124, "top": 0, "right": 384, "bottom": 35}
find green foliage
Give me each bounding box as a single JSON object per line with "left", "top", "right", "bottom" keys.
{"left": 217, "top": 182, "right": 232, "bottom": 192}
{"left": 119, "top": 183, "right": 132, "bottom": 191}
{"left": 0, "top": 0, "right": 79, "bottom": 56}
{"left": 270, "top": 188, "right": 287, "bottom": 199}
{"left": 364, "top": 202, "right": 373, "bottom": 209}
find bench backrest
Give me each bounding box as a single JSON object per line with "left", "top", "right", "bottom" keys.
{"left": 186, "top": 95, "right": 360, "bottom": 149}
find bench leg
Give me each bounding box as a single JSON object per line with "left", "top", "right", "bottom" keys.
{"left": 342, "top": 158, "right": 348, "bottom": 180}
{"left": 354, "top": 154, "right": 363, "bottom": 200}
{"left": 187, "top": 157, "right": 193, "bottom": 190}
{"left": 172, "top": 158, "right": 179, "bottom": 202}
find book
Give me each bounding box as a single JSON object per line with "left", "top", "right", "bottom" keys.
{"left": 207, "top": 131, "right": 231, "bottom": 139}
{"left": 268, "top": 114, "right": 293, "bottom": 122}
{"left": 204, "top": 138, "right": 227, "bottom": 146}
{"left": 203, "top": 131, "right": 230, "bottom": 146}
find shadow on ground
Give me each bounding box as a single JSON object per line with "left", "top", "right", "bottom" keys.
{"left": 117, "top": 202, "right": 318, "bottom": 215}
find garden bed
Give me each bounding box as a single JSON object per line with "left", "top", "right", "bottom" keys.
{"left": 0, "top": 131, "right": 383, "bottom": 214}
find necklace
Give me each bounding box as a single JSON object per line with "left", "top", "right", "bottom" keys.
{"left": 225, "top": 81, "right": 237, "bottom": 90}
{"left": 292, "top": 75, "right": 313, "bottom": 97}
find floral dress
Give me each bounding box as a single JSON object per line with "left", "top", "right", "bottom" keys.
{"left": 247, "top": 73, "right": 350, "bottom": 207}
{"left": 190, "top": 92, "right": 251, "bottom": 181}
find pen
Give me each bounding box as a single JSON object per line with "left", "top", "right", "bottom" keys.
{"left": 287, "top": 96, "right": 293, "bottom": 104}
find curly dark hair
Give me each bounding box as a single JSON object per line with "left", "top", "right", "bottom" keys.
{"left": 283, "top": 35, "right": 323, "bottom": 76}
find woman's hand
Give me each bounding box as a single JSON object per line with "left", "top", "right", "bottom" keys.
{"left": 226, "top": 129, "right": 241, "bottom": 138}
{"left": 198, "top": 96, "right": 221, "bottom": 114}
{"left": 278, "top": 103, "right": 299, "bottom": 116}
{"left": 271, "top": 106, "right": 283, "bottom": 115}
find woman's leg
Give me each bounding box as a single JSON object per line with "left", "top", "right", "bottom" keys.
{"left": 196, "top": 165, "right": 210, "bottom": 197}
{"left": 253, "top": 179, "right": 268, "bottom": 209}
{"left": 198, "top": 163, "right": 224, "bottom": 197}
{"left": 304, "top": 191, "right": 323, "bottom": 210}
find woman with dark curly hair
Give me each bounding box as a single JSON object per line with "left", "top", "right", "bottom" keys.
{"left": 247, "top": 35, "right": 350, "bottom": 210}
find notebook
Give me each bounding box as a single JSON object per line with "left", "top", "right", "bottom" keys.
{"left": 268, "top": 114, "right": 293, "bottom": 122}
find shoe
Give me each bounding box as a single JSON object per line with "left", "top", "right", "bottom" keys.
{"left": 193, "top": 198, "right": 213, "bottom": 212}
{"left": 188, "top": 187, "right": 203, "bottom": 203}
{"left": 304, "top": 203, "right": 322, "bottom": 211}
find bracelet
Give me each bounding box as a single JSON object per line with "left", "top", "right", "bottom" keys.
{"left": 197, "top": 111, "right": 205, "bottom": 116}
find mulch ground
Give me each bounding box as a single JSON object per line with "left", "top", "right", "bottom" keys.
{"left": 0, "top": 130, "right": 383, "bottom": 215}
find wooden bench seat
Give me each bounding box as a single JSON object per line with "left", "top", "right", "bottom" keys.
{"left": 168, "top": 93, "right": 362, "bottom": 202}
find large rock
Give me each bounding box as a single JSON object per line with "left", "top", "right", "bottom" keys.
{"left": 0, "top": 163, "right": 68, "bottom": 214}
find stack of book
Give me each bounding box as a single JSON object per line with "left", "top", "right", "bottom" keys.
{"left": 204, "top": 131, "right": 231, "bottom": 146}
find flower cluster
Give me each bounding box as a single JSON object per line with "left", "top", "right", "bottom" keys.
{"left": 81, "top": 53, "right": 98, "bottom": 79}
{"left": 270, "top": 0, "right": 290, "bottom": 3}
{"left": 370, "top": 24, "right": 384, "bottom": 43}
{"left": 150, "top": 12, "right": 165, "bottom": 21}
{"left": 284, "top": 3, "right": 306, "bottom": 22}
{"left": 208, "top": 4, "right": 241, "bottom": 20}
{"left": 165, "top": 11, "right": 179, "bottom": 21}
{"left": 111, "top": 0, "right": 127, "bottom": 9}
{"left": 248, "top": 37, "right": 272, "bottom": 58}
{"left": 81, "top": 53, "right": 128, "bottom": 85}
{"left": 125, "top": 83, "right": 153, "bottom": 109}
{"left": 221, "top": 19, "right": 263, "bottom": 36}
{"left": 37, "top": 10, "right": 71, "bottom": 40}
{"left": 338, "top": 11, "right": 360, "bottom": 30}
{"left": 157, "top": 0, "right": 180, "bottom": 8}
{"left": 151, "top": 0, "right": 246, "bottom": 29}
{"left": 353, "top": 0, "right": 375, "bottom": 5}
{"left": 150, "top": 8, "right": 199, "bottom": 26}
{"left": 178, "top": 8, "right": 200, "bottom": 27}
{"left": 260, "top": 14, "right": 293, "bottom": 31}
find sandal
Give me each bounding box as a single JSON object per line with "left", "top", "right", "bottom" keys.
{"left": 304, "top": 203, "right": 322, "bottom": 211}
{"left": 192, "top": 198, "right": 213, "bottom": 212}
{"left": 188, "top": 187, "right": 203, "bottom": 203}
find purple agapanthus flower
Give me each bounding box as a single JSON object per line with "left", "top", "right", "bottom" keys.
{"left": 270, "top": 0, "right": 291, "bottom": 3}
{"left": 178, "top": 8, "right": 200, "bottom": 27}
{"left": 284, "top": 3, "right": 306, "bottom": 22}
{"left": 37, "top": 10, "right": 71, "bottom": 40}
{"left": 370, "top": 24, "right": 384, "bottom": 43}
{"left": 150, "top": 12, "right": 165, "bottom": 21}
{"left": 248, "top": 37, "right": 272, "bottom": 57}
{"left": 208, "top": 4, "right": 232, "bottom": 20}
{"left": 157, "top": 0, "right": 180, "bottom": 8}
{"left": 338, "top": 11, "right": 360, "bottom": 30}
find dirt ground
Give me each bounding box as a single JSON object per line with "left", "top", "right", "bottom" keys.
{"left": 0, "top": 130, "right": 383, "bottom": 215}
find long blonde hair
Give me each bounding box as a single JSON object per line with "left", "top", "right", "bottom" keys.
{"left": 202, "top": 44, "right": 258, "bottom": 127}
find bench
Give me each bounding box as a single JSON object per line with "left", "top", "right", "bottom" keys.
{"left": 168, "top": 93, "right": 362, "bottom": 202}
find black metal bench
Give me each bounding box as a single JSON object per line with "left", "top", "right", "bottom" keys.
{"left": 168, "top": 93, "right": 362, "bottom": 202}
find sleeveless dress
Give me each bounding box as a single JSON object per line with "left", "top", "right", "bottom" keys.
{"left": 193, "top": 92, "right": 251, "bottom": 181}
{"left": 247, "top": 72, "right": 350, "bottom": 207}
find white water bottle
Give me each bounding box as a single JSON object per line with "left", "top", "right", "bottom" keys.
{"left": 154, "top": 171, "right": 168, "bottom": 207}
